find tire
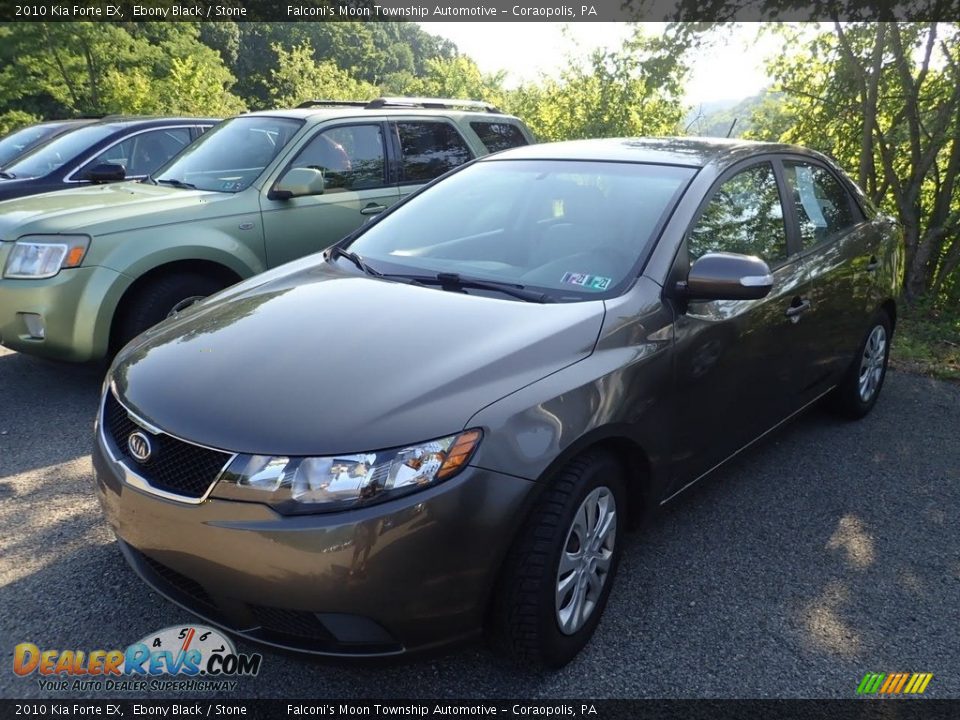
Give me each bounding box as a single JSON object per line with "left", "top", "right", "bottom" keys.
{"left": 114, "top": 273, "right": 225, "bottom": 351}
{"left": 490, "top": 451, "right": 626, "bottom": 668}
{"left": 829, "top": 310, "right": 892, "bottom": 420}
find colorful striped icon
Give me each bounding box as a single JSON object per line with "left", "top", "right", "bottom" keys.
{"left": 857, "top": 672, "right": 933, "bottom": 695}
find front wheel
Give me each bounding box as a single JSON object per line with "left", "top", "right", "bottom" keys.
{"left": 113, "top": 273, "right": 225, "bottom": 352}
{"left": 490, "top": 451, "right": 625, "bottom": 668}
{"left": 829, "top": 311, "right": 892, "bottom": 419}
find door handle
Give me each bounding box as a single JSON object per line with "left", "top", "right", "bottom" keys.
{"left": 785, "top": 299, "right": 812, "bottom": 321}
{"left": 360, "top": 204, "right": 386, "bottom": 216}
{"left": 865, "top": 256, "right": 880, "bottom": 272}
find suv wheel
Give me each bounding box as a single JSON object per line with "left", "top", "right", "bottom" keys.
{"left": 491, "top": 451, "right": 625, "bottom": 668}
{"left": 830, "top": 310, "right": 892, "bottom": 419}
{"left": 114, "top": 273, "right": 224, "bottom": 351}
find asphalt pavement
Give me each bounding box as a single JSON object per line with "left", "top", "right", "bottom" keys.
{"left": 1, "top": 345, "right": 958, "bottom": 699}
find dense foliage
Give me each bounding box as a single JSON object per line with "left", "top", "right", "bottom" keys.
{"left": 0, "top": 20, "right": 957, "bottom": 307}
{"left": 747, "top": 23, "right": 960, "bottom": 306}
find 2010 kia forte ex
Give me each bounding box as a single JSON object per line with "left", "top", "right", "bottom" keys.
{"left": 93, "top": 138, "right": 903, "bottom": 668}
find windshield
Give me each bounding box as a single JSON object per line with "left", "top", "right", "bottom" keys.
{"left": 347, "top": 159, "right": 695, "bottom": 300}
{"left": 3, "top": 124, "right": 114, "bottom": 179}
{"left": 0, "top": 123, "right": 70, "bottom": 168}
{"left": 153, "top": 116, "right": 304, "bottom": 192}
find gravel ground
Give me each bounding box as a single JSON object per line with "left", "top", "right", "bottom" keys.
{"left": 1, "top": 345, "right": 958, "bottom": 699}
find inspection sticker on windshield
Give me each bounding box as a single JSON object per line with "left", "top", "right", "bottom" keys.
{"left": 562, "top": 272, "right": 612, "bottom": 291}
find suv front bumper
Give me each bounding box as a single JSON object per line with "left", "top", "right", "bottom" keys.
{"left": 0, "top": 260, "right": 124, "bottom": 362}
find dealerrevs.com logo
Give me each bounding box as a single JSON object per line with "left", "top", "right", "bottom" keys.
{"left": 13, "top": 625, "right": 262, "bottom": 692}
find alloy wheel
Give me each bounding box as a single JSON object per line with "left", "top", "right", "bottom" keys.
{"left": 555, "top": 486, "right": 617, "bottom": 635}
{"left": 858, "top": 324, "right": 887, "bottom": 402}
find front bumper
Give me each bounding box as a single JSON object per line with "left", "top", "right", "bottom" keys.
{"left": 92, "top": 422, "right": 536, "bottom": 657}
{"left": 0, "top": 252, "right": 125, "bottom": 361}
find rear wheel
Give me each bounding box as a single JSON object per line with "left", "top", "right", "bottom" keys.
{"left": 491, "top": 451, "right": 625, "bottom": 668}
{"left": 829, "top": 310, "right": 892, "bottom": 419}
{"left": 113, "top": 273, "right": 225, "bottom": 351}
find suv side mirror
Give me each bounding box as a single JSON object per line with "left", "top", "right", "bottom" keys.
{"left": 83, "top": 163, "right": 126, "bottom": 183}
{"left": 681, "top": 252, "right": 773, "bottom": 301}
{"left": 270, "top": 167, "right": 325, "bottom": 200}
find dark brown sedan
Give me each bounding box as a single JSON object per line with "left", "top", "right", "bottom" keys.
{"left": 94, "top": 138, "right": 903, "bottom": 668}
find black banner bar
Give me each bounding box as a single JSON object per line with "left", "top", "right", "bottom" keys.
{"left": 0, "top": 0, "right": 958, "bottom": 22}
{"left": 2, "top": 700, "right": 960, "bottom": 720}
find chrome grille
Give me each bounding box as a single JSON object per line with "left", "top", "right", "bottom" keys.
{"left": 102, "top": 391, "right": 232, "bottom": 500}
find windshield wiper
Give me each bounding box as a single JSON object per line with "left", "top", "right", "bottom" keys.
{"left": 156, "top": 178, "right": 197, "bottom": 189}
{"left": 385, "top": 272, "right": 552, "bottom": 303}
{"left": 0, "top": 171, "right": 15, "bottom": 179}
{"left": 328, "top": 245, "right": 382, "bottom": 277}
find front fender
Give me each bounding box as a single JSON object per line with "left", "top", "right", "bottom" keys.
{"left": 466, "top": 280, "right": 676, "bottom": 501}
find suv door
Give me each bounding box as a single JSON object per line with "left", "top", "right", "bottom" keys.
{"left": 779, "top": 158, "right": 877, "bottom": 385}
{"left": 667, "top": 160, "right": 816, "bottom": 493}
{"left": 260, "top": 122, "right": 399, "bottom": 268}
{"left": 390, "top": 119, "right": 477, "bottom": 200}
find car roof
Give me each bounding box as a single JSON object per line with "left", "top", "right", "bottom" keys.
{"left": 486, "top": 137, "right": 825, "bottom": 169}
{"left": 91, "top": 116, "right": 220, "bottom": 129}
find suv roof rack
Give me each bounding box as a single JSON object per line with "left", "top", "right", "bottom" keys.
{"left": 297, "top": 100, "right": 370, "bottom": 109}
{"left": 296, "top": 97, "right": 503, "bottom": 113}
{"left": 366, "top": 97, "right": 502, "bottom": 113}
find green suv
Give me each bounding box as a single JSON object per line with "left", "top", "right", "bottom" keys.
{"left": 0, "top": 98, "right": 534, "bottom": 362}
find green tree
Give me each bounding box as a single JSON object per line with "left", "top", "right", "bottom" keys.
{"left": 505, "top": 26, "right": 689, "bottom": 141}
{"left": 268, "top": 42, "right": 379, "bottom": 109}
{"left": 387, "top": 56, "right": 507, "bottom": 106}
{"left": 0, "top": 22, "right": 245, "bottom": 118}
{"left": 749, "top": 23, "right": 960, "bottom": 304}
{"left": 0, "top": 110, "right": 40, "bottom": 137}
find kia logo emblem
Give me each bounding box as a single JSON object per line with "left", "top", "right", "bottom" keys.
{"left": 127, "top": 431, "right": 153, "bottom": 463}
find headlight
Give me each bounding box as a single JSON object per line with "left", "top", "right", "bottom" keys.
{"left": 3, "top": 235, "right": 90, "bottom": 279}
{"left": 212, "top": 429, "right": 482, "bottom": 514}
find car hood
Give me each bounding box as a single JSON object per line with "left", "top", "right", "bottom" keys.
{"left": 0, "top": 182, "right": 234, "bottom": 240}
{"left": 111, "top": 261, "right": 605, "bottom": 456}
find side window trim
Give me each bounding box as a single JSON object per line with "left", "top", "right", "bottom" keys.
{"left": 683, "top": 157, "right": 793, "bottom": 271}
{"left": 269, "top": 120, "right": 389, "bottom": 195}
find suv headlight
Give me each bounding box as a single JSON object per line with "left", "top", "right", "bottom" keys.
{"left": 212, "top": 430, "right": 482, "bottom": 514}
{"left": 3, "top": 235, "right": 90, "bottom": 279}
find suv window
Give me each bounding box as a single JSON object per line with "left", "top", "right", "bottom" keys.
{"left": 83, "top": 128, "right": 191, "bottom": 178}
{"left": 783, "top": 161, "right": 858, "bottom": 247}
{"left": 396, "top": 121, "right": 473, "bottom": 183}
{"left": 689, "top": 162, "right": 788, "bottom": 266}
{"left": 292, "top": 124, "right": 386, "bottom": 192}
{"left": 470, "top": 122, "right": 529, "bottom": 153}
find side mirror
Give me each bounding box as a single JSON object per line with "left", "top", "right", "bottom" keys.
{"left": 681, "top": 252, "right": 773, "bottom": 301}
{"left": 270, "top": 167, "right": 325, "bottom": 200}
{"left": 83, "top": 163, "right": 126, "bottom": 183}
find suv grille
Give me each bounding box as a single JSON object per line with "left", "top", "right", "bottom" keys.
{"left": 103, "top": 391, "right": 232, "bottom": 499}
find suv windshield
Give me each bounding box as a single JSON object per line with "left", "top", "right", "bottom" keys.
{"left": 0, "top": 123, "right": 66, "bottom": 167}
{"left": 3, "top": 124, "right": 114, "bottom": 179}
{"left": 347, "top": 159, "right": 695, "bottom": 300}
{"left": 153, "top": 116, "right": 304, "bottom": 193}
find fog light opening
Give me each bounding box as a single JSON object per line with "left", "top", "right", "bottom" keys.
{"left": 20, "top": 313, "right": 45, "bottom": 339}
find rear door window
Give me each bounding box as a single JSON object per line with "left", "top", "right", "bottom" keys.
{"left": 470, "top": 122, "right": 530, "bottom": 153}
{"left": 782, "top": 161, "right": 860, "bottom": 248}
{"left": 395, "top": 121, "right": 473, "bottom": 184}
